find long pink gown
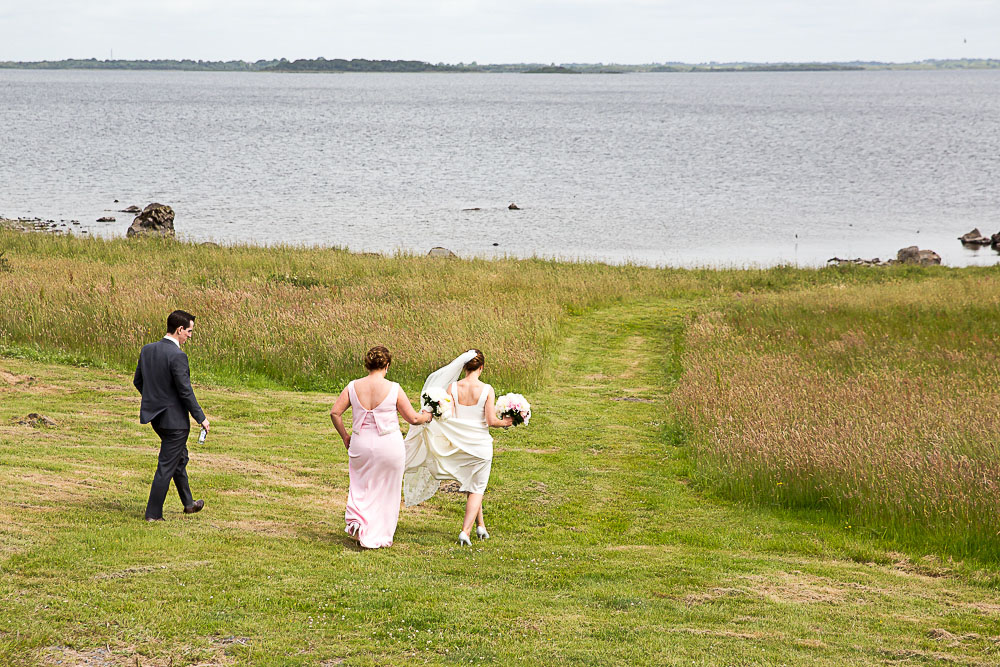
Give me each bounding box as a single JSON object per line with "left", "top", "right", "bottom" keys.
{"left": 344, "top": 380, "right": 404, "bottom": 549}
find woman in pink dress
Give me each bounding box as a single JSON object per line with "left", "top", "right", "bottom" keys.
{"left": 330, "top": 346, "right": 432, "bottom": 548}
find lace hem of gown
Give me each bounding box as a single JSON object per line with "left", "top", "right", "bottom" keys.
{"left": 403, "top": 467, "right": 439, "bottom": 507}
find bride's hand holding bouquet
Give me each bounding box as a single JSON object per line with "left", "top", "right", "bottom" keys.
{"left": 495, "top": 393, "right": 531, "bottom": 427}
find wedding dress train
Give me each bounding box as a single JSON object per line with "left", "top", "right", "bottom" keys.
{"left": 403, "top": 351, "right": 494, "bottom": 506}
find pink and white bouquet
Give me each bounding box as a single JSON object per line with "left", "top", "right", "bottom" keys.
{"left": 495, "top": 393, "right": 531, "bottom": 426}
{"left": 421, "top": 386, "right": 453, "bottom": 420}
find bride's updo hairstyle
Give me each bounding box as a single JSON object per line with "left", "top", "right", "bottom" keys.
{"left": 364, "top": 346, "right": 392, "bottom": 371}
{"left": 464, "top": 349, "right": 485, "bottom": 373}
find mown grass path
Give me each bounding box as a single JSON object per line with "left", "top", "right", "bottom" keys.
{"left": 1, "top": 301, "right": 998, "bottom": 665}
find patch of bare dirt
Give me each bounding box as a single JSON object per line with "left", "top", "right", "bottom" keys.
{"left": 743, "top": 571, "right": 848, "bottom": 605}
{"left": 0, "top": 369, "right": 35, "bottom": 385}
{"left": 41, "top": 646, "right": 122, "bottom": 666}
{"left": 881, "top": 647, "right": 984, "bottom": 664}
{"left": 0, "top": 373, "right": 66, "bottom": 395}
{"left": 928, "top": 628, "right": 984, "bottom": 646}
{"left": 681, "top": 587, "right": 744, "bottom": 606}
{"left": 41, "top": 646, "right": 235, "bottom": 666}
{"left": 888, "top": 552, "right": 953, "bottom": 579}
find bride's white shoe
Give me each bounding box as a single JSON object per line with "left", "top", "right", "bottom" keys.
{"left": 476, "top": 526, "right": 490, "bottom": 540}
{"left": 458, "top": 531, "right": 472, "bottom": 546}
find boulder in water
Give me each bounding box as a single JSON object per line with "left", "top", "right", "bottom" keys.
{"left": 427, "top": 247, "right": 457, "bottom": 258}
{"left": 127, "top": 203, "right": 175, "bottom": 239}
{"left": 896, "top": 246, "right": 941, "bottom": 266}
{"left": 959, "top": 228, "right": 990, "bottom": 245}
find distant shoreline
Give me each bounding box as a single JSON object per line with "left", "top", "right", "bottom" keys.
{"left": 1, "top": 57, "right": 999, "bottom": 74}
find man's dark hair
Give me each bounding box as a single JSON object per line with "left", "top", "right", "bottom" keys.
{"left": 166, "top": 310, "right": 196, "bottom": 334}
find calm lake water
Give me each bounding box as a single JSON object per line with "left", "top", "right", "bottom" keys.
{"left": 2, "top": 69, "right": 999, "bottom": 267}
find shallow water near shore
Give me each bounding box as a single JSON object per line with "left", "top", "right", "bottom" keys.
{"left": 3, "top": 69, "right": 1000, "bottom": 267}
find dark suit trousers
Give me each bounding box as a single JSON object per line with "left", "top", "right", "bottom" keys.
{"left": 144, "top": 422, "right": 193, "bottom": 519}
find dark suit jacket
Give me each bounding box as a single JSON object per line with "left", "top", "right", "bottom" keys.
{"left": 133, "top": 338, "right": 206, "bottom": 429}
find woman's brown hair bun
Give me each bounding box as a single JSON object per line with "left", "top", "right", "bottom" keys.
{"left": 464, "top": 349, "right": 485, "bottom": 373}
{"left": 364, "top": 346, "right": 392, "bottom": 371}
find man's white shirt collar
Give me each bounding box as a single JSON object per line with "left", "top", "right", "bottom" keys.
{"left": 162, "top": 335, "right": 181, "bottom": 348}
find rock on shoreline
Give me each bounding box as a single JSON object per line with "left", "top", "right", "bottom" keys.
{"left": 126, "top": 203, "right": 175, "bottom": 238}
{"left": 896, "top": 246, "right": 941, "bottom": 266}
{"left": 828, "top": 246, "right": 942, "bottom": 267}
{"left": 959, "top": 228, "right": 991, "bottom": 245}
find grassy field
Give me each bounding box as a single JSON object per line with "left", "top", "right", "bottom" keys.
{"left": 672, "top": 277, "right": 1000, "bottom": 561}
{"left": 1, "top": 230, "right": 1000, "bottom": 664}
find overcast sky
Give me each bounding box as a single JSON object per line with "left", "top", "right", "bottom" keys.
{"left": 1, "top": 0, "right": 997, "bottom": 64}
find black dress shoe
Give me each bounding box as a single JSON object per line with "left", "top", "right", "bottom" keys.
{"left": 183, "top": 499, "right": 205, "bottom": 514}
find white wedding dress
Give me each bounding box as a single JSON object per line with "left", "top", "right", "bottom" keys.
{"left": 403, "top": 351, "right": 494, "bottom": 506}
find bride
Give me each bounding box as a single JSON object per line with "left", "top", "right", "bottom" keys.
{"left": 403, "top": 349, "right": 513, "bottom": 545}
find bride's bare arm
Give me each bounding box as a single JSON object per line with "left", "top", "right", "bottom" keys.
{"left": 484, "top": 387, "right": 513, "bottom": 427}
{"left": 330, "top": 387, "right": 352, "bottom": 448}
{"left": 397, "top": 390, "right": 433, "bottom": 425}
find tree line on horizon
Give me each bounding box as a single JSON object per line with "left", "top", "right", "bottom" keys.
{"left": 1, "top": 57, "right": 998, "bottom": 73}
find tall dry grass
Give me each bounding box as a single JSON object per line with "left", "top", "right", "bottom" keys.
{"left": 0, "top": 230, "right": 686, "bottom": 391}
{"left": 0, "top": 228, "right": 988, "bottom": 393}
{"left": 673, "top": 277, "right": 1000, "bottom": 558}
{"left": 6, "top": 229, "right": 957, "bottom": 392}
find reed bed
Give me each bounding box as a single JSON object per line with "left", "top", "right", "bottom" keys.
{"left": 673, "top": 277, "right": 1000, "bottom": 559}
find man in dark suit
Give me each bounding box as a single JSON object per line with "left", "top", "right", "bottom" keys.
{"left": 134, "top": 310, "right": 211, "bottom": 521}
